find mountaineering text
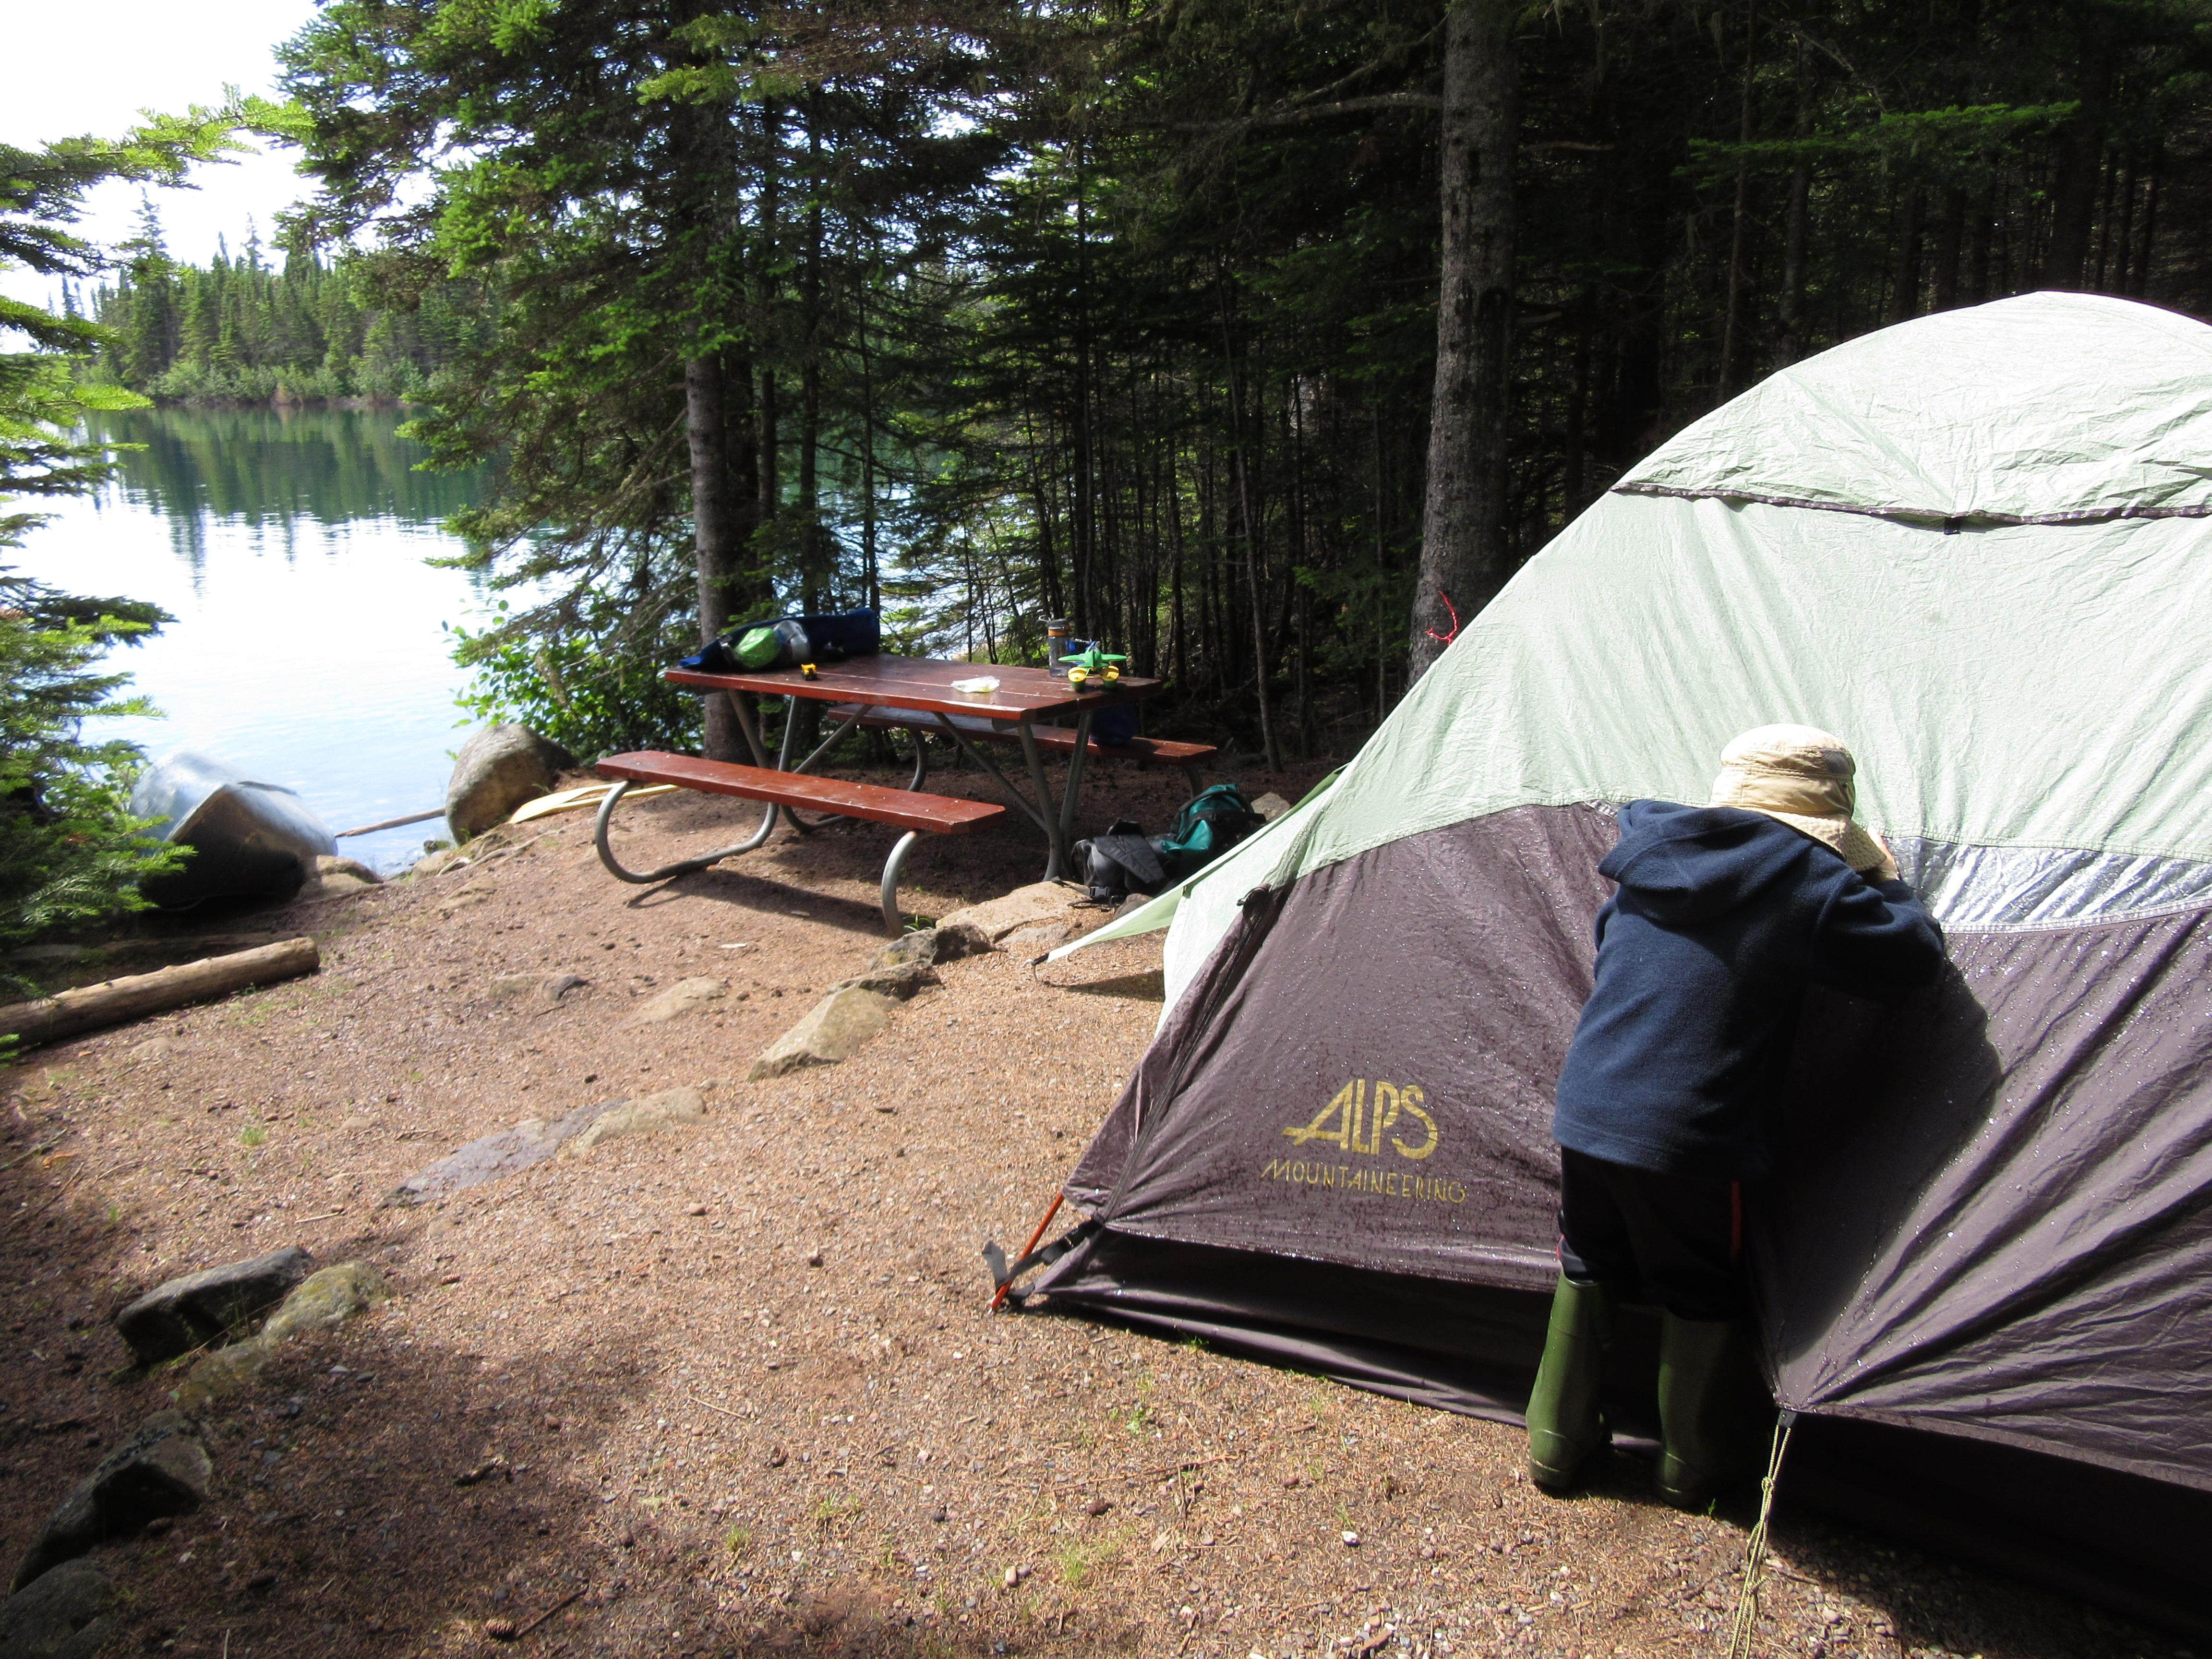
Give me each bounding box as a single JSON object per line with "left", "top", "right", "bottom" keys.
{"left": 1257, "top": 1158, "right": 1468, "bottom": 1204}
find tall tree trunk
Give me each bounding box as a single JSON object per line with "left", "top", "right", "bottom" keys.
{"left": 857, "top": 259, "right": 880, "bottom": 616}
{"left": 1888, "top": 184, "right": 1925, "bottom": 322}
{"left": 1773, "top": 45, "right": 1812, "bottom": 367}
{"left": 1930, "top": 186, "right": 1967, "bottom": 311}
{"left": 2110, "top": 153, "right": 2138, "bottom": 296}
{"left": 2040, "top": 41, "right": 2112, "bottom": 289}
{"left": 1071, "top": 147, "right": 1097, "bottom": 641}
{"left": 757, "top": 103, "right": 781, "bottom": 551}
{"left": 1410, "top": 0, "right": 1519, "bottom": 681}
{"left": 688, "top": 352, "right": 742, "bottom": 759}
{"left": 673, "top": 5, "right": 742, "bottom": 760}
{"left": 1168, "top": 445, "right": 1187, "bottom": 686}
{"left": 1236, "top": 434, "right": 1281, "bottom": 772}
{"left": 1715, "top": 0, "right": 1757, "bottom": 400}
{"left": 2133, "top": 143, "right": 2163, "bottom": 297}
{"left": 799, "top": 95, "right": 826, "bottom": 613}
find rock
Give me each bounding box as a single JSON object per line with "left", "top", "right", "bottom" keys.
{"left": 1003, "top": 921, "right": 1074, "bottom": 953}
{"left": 748, "top": 988, "right": 896, "bottom": 1080}
{"left": 314, "top": 854, "right": 383, "bottom": 885}
{"left": 0, "top": 1559, "right": 113, "bottom": 1657}
{"left": 934, "top": 881, "right": 1083, "bottom": 943}
{"left": 560, "top": 1087, "right": 708, "bottom": 1157}
{"left": 407, "top": 846, "right": 472, "bottom": 879}
{"left": 114, "top": 1247, "right": 314, "bottom": 1366}
{"left": 445, "top": 725, "right": 576, "bottom": 840}
{"left": 260, "top": 1262, "right": 385, "bottom": 1346}
{"left": 172, "top": 1338, "right": 267, "bottom": 1407}
{"left": 1111, "top": 893, "right": 1155, "bottom": 920}
{"left": 301, "top": 871, "right": 376, "bottom": 900}
{"left": 172, "top": 1264, "right": 386, "bottom": 1414}
{"left": 827, "top": 962, "right": 939, "bottom": 1000}
{"left": 12, "top": 1415, "right": 208, "bottom": 1591}
{"left": 1250, "top": 792, "right": 1293, "bottom": 822}
{"left": 387, "top": 1099, "right": 618, "bottom": 1203}
{"left": 487, "top": 971, "right": 587, "bottom": 1008}
{"left": 631, "top": 976, "right": 729, "bottom": 1024}
{"left": 868, "top": 921, "right": 992, "bottom": 971}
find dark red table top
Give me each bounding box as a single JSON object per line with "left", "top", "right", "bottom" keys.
{"left": 665, "top": 653, "right": 1160, "bottom": 724}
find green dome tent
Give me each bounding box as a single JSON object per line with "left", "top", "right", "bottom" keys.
{"left": 1022, "top": 292, "right": 2212, "bottom": 1634}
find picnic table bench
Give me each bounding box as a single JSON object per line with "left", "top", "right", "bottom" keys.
{"left": 592, "top": 752, "right": 1004, "bottom": 933}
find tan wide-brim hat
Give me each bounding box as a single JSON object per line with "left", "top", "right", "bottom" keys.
{"left": 1708, "top": 723, "right": 1893, "bottom": 874}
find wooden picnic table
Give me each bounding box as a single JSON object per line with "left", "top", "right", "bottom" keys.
{"left": 663, "top": 654, "right": 1166, "bottom": 883}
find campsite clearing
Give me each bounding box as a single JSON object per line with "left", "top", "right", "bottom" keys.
{"left": 0, "top": 759, "right": 2187, "bottom": 1659}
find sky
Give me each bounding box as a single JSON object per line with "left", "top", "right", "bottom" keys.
{"left": 3, "top": 0, "right": 323, "bottom": 313}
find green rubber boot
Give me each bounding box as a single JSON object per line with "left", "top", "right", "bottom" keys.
{"left": 1525, "top": 1275, "right": 1616, "bottom": 1492}
{"left": 1655, "top": 1314, "right": 1767, "bottom": 1508}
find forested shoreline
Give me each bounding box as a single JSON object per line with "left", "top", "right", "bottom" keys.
{"left": 83, "top": 207, "right": 481, "bottom": 407}
{"left": 256, "top": 1, "right": 2212, "bottom": 760}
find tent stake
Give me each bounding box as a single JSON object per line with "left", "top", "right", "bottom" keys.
{"left": 991, "top": 1191, "right": 1064, "bottom": 1310}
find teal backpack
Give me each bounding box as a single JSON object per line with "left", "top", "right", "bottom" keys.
{"left": 1154, "top": 783, "right": 1265, "bottom": 884}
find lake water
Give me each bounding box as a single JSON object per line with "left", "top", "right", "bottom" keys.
{"left": 16, "top": 407, "right": 495, "bottom": 875}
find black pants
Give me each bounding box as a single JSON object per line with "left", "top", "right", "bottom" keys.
{"left": 1555, "top": 1147, "right": 1749, "bottom": 1322}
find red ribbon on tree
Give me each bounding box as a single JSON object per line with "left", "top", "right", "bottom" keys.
{"left": 1425, "top": 589, "right": 1462, "bottom": 647}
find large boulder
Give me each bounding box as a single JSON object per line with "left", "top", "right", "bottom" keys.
{"left": 560, "top": 1087, "right": 708, "bottom": 1157}
{"left": 386, "top": 1100, "right": 618, "bottom": 1204}
{"left": 445, "top": 725, "right": 576, "bottom": 840}
{"left": 630, "top": 977, "right": 728, "bottom": 1024}
{"left": 748, "top": 988, "right": 896, "bottom": 1081}
{"left": 0, "top": 1560, "right": 114, "bottom": 1658}
{"left": 825, "top": 961, "right": 939, "bottom": 1000}
{"left": 12, "top": 1414, "right": 209, "bottom": 1591}
{"left": 171, "top": 1263, "right": 387, "bottom": 1414}
{"left": 113, "top": 1247, "right": 314, "bottom": 1366}
{"left": 870, "top": 922, "right": 992, "bottom": 971}
{"left": 935, "top": 881, "right": 1084, "bottom": 943}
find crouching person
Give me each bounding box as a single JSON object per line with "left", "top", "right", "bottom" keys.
{"left": 1527, "top": 725, "right": 1946, "bottom": 1505}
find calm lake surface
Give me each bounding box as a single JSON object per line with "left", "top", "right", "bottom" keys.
{"left": 19, "top": 407, "right": 495, "bottom": 875}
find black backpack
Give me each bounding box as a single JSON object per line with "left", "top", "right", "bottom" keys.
{"left": 1070, "top": 785, "right": 1265, "bottom": 903}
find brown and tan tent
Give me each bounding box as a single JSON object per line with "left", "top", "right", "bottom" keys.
{"left": 1014, "top": 294, "right": 2212, "bottom": 1635}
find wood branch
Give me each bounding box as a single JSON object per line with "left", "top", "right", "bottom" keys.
{"left": 1160, "top": 93, "right": 1444, "bottom": 133}
{"left": 335, "top": 807, "right": 445, "bottom": 838}
{"left": 0, "top": 937, "right": 321, "bottom": 1048}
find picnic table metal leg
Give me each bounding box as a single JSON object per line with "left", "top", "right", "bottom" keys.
{"left": 777, "top": 703, "right": 870, "bottom": 835}
{"left": 929, "top": 714, "right": 1051, "bottom": 837}
{"left": 723, "top": 693, "right": 783, "bottom": 849}
{"left": 593, "top": 781, "right": 768, "bottom": 885}
{"left": 880, "top": 830, "right": 922, "bottom": 935}
{"left": 1057, "top": 708, "right": 1094, "bottom": 852}
{"left": 1018, "top": 720, "right": 1070, "bottom": 881}
{"left": 905, "top": 727, "right": 929, "bottom": 791}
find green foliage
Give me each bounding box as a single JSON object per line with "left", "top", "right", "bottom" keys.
{"left": 88, "top": 206, "right": 487, "bottom": 405}
{"left": 273, "top": 0, "right": 2212, "bottom": 760}
{"left": 447, "top": 592, "right": 703, "bottom": 761}
{"left": 0, "top": 119, "right": 231, "bottom": 951}
{"left": 0, "top": 578, "right": 183, "bottom": 951}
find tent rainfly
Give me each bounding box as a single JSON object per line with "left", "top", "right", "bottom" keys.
{"left": 1015, "top": 293, "right": 2212, "bottom": 1636}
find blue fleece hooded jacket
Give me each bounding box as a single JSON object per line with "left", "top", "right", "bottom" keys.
{"left": 1552, "top": 800, "right": 1947, "bottom": 1181}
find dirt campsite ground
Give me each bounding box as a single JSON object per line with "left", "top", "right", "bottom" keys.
{"left": 0, "top": 753, "right": 2194, "bottom": 1659}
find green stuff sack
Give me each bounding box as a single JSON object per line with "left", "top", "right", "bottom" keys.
{"left": 732, "top": 625, "right": 784, "bottom": 670}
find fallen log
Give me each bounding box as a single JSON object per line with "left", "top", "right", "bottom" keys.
{"left": 0, "top": 937, "right": 321, "bottom": 1048}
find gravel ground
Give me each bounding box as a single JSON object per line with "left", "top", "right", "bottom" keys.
{"left": 0, "top": 757, "right": 2193, "bottom": 1659}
